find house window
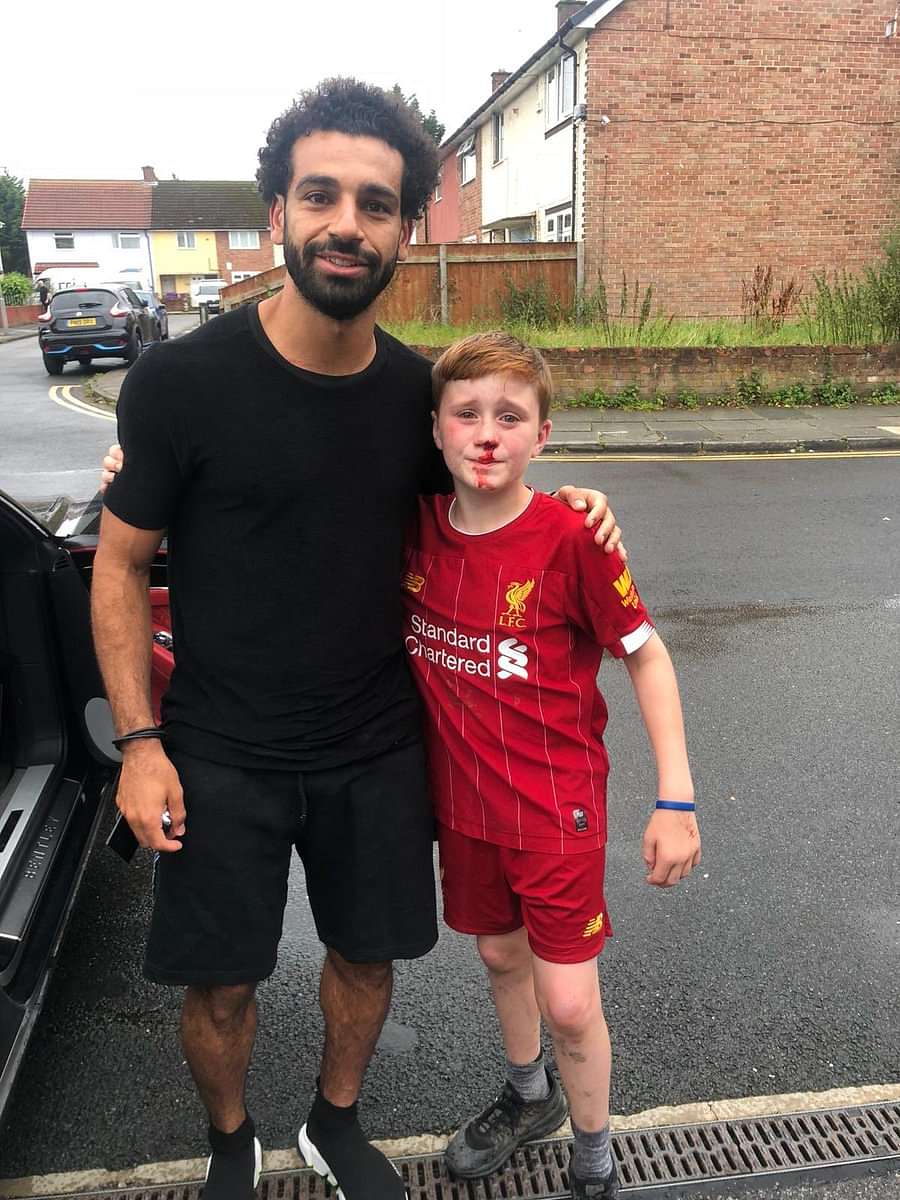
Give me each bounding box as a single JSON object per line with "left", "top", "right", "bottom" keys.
{"left": 545, "top": 207, "right": 573, "bottom": 242}
{"left": 434, "top": 167, "right": 443, "bottom": 202}
{"left": 177, "top": 231, "right": 196, "bottom": 249}
{"left": 231, "top": 271, "right": 258, "bottom": 283}
{"left": 54, "top": 232, "right": 74, "bottom": 250}
{"left": 492, "top": 111, "right": 505, "bottom": 164}
{"left": 457, "top": 135, "right": 477, "bottom": 186}
{"left": 114, "top": 231, "right": 142, "bottom": 250}
{"left": 228, "top": 230, "right": 260, "bottom": 250}
{"left": 546, "top": 54, "right": 576, "bottom": 128}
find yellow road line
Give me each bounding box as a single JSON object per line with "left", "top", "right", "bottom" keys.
{"left": 541, "top": 449, "right": 900, "bottom": 463}
{"left": 48, "top": 384, "right": 116, "bottom": 423}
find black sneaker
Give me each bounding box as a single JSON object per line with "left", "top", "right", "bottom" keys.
{"left": 203, "top": 1136, "right": 262, "bottom": 1200}
{"left": 570, "top": 1158, "right": 619, "bottom": 1199}
{"left": 298, "top": 1122, "right": 407, "bottom": 1199}
{"left": 444, "top": 1069, "right": 568, "bottom": 1179}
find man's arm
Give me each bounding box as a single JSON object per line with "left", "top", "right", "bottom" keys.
{"left": 554, "top": 485, "right": 626, "bottom": 558}
{"left": 102, "top": 445, "right": 628, "bottom": 559}
{"left": 623, "top": 633, "right": 701, "bottom": 887}
{"left": 91, "top": 508, "right": 186, "bottom": 851}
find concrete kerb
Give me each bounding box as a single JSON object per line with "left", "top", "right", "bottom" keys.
{"left": 68, "top": 383, "right": 900, "bottom": 456}
{"left": 4, "top": 1083, "right": 899, "bottom": 1197}
{"left": 85, "top": 371, "right": 126, "bottom": 408}
{"left": 0, "top": 327, "right": 39, "bottom": 343}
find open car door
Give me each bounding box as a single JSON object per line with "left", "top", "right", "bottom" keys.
{"left": 0, "top": 490, "right": 120, "bottom": 1124}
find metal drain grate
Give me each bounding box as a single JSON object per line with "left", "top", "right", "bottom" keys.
{"left": 29, "top": 1101, "right": 900, "bottom": 1200}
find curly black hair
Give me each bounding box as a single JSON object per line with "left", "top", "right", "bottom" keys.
{"left": 257, "top": 77, "right": 440, "bottom": 221}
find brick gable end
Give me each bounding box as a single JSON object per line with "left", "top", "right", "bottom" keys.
{"left": 214, "top": 230, "right": 276, "bottom": 280}
{"left": 581, "top": 0, "right": 900, "bottom": 316}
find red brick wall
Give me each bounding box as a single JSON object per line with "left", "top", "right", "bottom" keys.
{"left": 214, "top": 229, "right": 276, "bottom": 282}
{"left": 421, "top": 149, "right": 462, "bottom": 243}
{"left": 3, "top": 304, "right": 42, "bottom": 327}
{"left": 457, "top": 134, "right": 484, "bottom": 241}
{"left": 409, "top": 342, "right": 900, "bottom": 402}
{"left": 581, "top": 0, "right": 900, "bottom": 316}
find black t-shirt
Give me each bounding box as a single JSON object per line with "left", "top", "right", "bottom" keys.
{"left": 104, "top": 302, "right": 450, "bottom": 769}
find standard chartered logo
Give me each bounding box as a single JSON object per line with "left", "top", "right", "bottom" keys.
{"left": 404, "top": 614, "right": 530, "bottom": 683}
{"left": 497, "top": 638, "right": 529, "bottom": 681}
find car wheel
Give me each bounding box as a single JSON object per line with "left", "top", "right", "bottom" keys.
{"left": 125, "top": 331, "right": 143, "bottom": 365}
{"left": 155, "top": 321, "right": 163, "bottom": 342}
{"left": 43, "top": 354, "right": 64, "bottom": 375}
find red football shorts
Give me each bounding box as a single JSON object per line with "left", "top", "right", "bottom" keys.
{"left": 437, "top": 824, "right": 612, "bottom": 964}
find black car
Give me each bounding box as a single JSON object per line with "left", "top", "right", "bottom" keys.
{"left": 135, "top": 290, "right": 169, "bottom": 341}
{"left": 38, "top": 287, "right": 158, "bottom": 375}
{"left": 0, "top": 489, "right": 121, "bottom": 1123}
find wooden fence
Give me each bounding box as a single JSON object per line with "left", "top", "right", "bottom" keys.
{"left": 221, "top": 242, "right": 581, "bottom": 324}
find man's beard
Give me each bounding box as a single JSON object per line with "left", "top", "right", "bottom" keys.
{"left": 283, "top": 230, "right": 399, "bottom": 321}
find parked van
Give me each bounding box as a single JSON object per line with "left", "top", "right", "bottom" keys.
{"left": 190, "top": 279, "right": 228, "bottom": 318}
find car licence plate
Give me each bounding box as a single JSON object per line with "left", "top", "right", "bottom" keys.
{"left": 68, "top": 317, "right": 97, "bottom": 327}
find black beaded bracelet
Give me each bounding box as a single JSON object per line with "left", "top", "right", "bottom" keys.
{"left": 112, "top": 726, "right": 164, "bottom": 750}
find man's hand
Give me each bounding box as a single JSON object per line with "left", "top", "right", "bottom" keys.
{"left": 554, "top": 486, "right": 626, "bottom": 558}
{"left": 641, "top": 809, "right": 701, "bottom": 887}
{"left": 116, "top": 740, "right": 186, "bottom": 852}
{"left": 99, "top": 443, "right": 124, "bottom": 493}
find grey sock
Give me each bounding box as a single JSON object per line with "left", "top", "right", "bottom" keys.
{"left": 572, "top": 1120, "right": 612, "bottom": 1181}
{"left": 506, "top": 1052, "right": 551, "bottom": 1102}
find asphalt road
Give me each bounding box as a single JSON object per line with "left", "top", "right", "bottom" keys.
{"left": 0, "top": 314, "right": 196, "bottom": 502}
{"left": 0, "top": 438, "right": 896, "bottom": 1180}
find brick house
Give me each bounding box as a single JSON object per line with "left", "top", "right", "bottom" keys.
{"left": 149, "top": 177, "right": 279, "bottom": 302}
{"left": 419, "top": 0, "right": 900, "bottom": 315}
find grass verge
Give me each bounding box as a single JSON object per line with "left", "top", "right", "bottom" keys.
{"left": 557, "top": 377, "right": 900, "bottom": 411}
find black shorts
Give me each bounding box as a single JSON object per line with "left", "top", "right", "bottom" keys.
{"left": 145, "top": 741, "right": 438, "bottom": 985}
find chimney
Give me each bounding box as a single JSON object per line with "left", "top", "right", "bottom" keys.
{"left": 141, "top": 165, "right": 158, "bottom": 183}
{"left": 492, "top": 70, "right": 511, "bottom": 93}
{"left": 556, "top": 1, "right": 583, "bottom": 28}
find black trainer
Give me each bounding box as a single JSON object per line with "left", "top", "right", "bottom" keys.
{"left": 203, "top": 1133, "right": 262, "bottom": 1200}
{"left": 298, "top": 1122, "right": 406, "bottom": 1199}
{"left": 570, "top": 1158, "right": 619, "bottom": 1199}
{"left": 444, "top": 1069, "right": 568, "bottom": 1179}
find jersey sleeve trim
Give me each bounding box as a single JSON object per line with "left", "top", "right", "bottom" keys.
{"left": 620, "top": 620, "right": 656, "bottom": 655}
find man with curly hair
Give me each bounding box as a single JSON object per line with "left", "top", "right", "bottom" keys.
{"left": 93, "top": 78, "right": 623, "bottom": 1200}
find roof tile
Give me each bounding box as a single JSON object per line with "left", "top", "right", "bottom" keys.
{"left": 22, "top": 180, "right": 153, "bottom": 230}
{"left": 150, "top": 181, "right": 268, "bottom": 230}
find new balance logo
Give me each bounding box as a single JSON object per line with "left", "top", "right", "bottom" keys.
{"left": 497, "top": 638, "right": 529, "bottom": 681}
{"left": 582, "top": 912, "right": 604, "bottom": 939}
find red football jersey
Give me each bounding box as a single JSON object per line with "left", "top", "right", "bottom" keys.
{"left": 403, "top": 490, "right": 655, "bottom": 854}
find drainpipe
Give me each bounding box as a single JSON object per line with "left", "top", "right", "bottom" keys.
{"left": 558, "top": 32, "right": 581, "bottom": 294}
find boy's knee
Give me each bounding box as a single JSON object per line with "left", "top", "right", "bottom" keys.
{"left": 538, "top": 986, "right": 599, "bottom": 1040}
{"left": 477, "top": 932, "right": 528, "bottom": 976}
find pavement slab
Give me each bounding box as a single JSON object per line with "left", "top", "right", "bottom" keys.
{"left": 545, "top": 403, "right": 900, "bottom": 453}
{"left": 77, "top": 366, "right": 900, "bottom": 459}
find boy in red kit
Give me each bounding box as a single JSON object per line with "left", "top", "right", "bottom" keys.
{"left": 402, "top": 332, "right": 701, "bottom": 1199}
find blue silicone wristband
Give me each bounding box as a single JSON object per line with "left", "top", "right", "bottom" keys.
{"left": 656, "top": 799, "right": 696, "bottom": 812}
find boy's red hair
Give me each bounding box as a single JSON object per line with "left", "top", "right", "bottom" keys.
{"left": 432, "top": 331, "right": 554, "bottom": 421}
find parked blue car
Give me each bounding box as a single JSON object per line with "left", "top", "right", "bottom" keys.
{"left": 134, "top": 290, "right": 169, "bottom": 341}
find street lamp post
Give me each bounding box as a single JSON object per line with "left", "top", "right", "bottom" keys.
{"left": 0, "top": 221, "right": 8, "bottom": 331}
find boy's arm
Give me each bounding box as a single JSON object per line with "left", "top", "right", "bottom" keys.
{"left": 102, "top": 456, "right": 627, "bottom": 560}
{"left": 624, "top": 633, "right": 701, "bottom": 888}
